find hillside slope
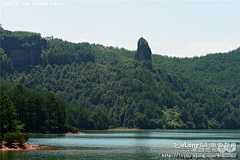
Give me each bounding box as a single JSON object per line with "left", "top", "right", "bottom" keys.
{"left": 1, "top": 27, "right": 239, "bottom": 129}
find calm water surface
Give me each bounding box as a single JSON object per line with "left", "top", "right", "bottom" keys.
{"left": 1, "top": 130, "right": 240, "bottom": 160}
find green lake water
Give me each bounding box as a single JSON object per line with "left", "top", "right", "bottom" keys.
{"left": 1, "top": 130, "right": 240, "bottom": 160}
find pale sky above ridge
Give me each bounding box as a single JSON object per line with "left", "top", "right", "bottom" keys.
{"left": 0, "top": 0, "right": 239, "bottom": 57}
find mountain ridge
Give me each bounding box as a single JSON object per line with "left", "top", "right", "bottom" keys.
{"left": 1, "top": 27, "right": 240, "bottom": 130}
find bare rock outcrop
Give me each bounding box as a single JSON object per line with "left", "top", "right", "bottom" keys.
{"left": 135, "top": 37, "right": 152, "bottom": 61}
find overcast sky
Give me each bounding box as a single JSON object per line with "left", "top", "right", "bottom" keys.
{"left": 0, "top": 0, "right": 239, "bottom": 57}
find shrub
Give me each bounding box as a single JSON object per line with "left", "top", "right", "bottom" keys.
{"left": 64, "top": 124, "right": 79, "bottom": 133}
{"left": 4, "top": 131, "right": 29, "bottom": 145}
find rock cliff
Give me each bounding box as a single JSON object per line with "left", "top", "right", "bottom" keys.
{"left": 1, "top": 30, "right": 47, "bottom": 71}
{"left": 135, "top": 37, "right": 152, "bottom": 61}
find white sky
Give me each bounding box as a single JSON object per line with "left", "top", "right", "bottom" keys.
{"left": 0, "top": 0, "right": 240, "bottom": 57}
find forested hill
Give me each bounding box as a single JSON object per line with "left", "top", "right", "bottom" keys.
{"left": 1, "top": 26, "right": 240, "bottom": 131}
{"left": 153, "top": 48, "right": 240, "bottom": 87}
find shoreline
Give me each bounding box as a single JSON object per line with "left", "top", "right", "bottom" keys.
{"left": 65, "top": 131, "right": 85, "bottom": 134}
{"left": 108, "top": 128, "right": 141, "bottom": 131}
{"left": 25, "top": 132, "right": 86, "bottom": 135}
{"left": 0, "top": 142, "right": 56, "bottom": 151}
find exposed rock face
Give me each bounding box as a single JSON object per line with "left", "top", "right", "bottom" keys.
{"left": 7, "top": 48, "right": 41, "bottom": 71}
{"left": 1, "top": 33, "right": 47, "bottom": 72}
{"left": 135, "top": 37, "right": 152, "bottom": 61}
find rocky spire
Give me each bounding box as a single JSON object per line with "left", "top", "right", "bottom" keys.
{"left": 135, "top": 37, "right": 152, "bottom": 61}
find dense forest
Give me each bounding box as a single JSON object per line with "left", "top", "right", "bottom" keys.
{"left": 1, "top": 25, "right": 240, "bottom": 138}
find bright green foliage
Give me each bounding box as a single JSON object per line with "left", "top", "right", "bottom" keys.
{"left": 4, "top": 131, "right": 29, "bottom": 145}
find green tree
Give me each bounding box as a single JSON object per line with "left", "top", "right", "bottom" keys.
{"left": 0, "top": 86, "right": 18, "bottom": 137}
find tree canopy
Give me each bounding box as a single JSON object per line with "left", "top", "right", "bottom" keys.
{"left": 1, "top": 27, "right": 240, "bottom": 130}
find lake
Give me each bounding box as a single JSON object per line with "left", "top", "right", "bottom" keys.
{"left": 1, "top": 130, "right": 240, "bottom": 160}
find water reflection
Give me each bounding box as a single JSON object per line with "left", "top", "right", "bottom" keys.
{"left": 1, "top": 130, "right": 240, "bottom": 160}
